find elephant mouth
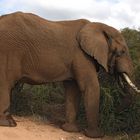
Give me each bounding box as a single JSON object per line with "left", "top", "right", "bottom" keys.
{"left": 118, "top": 73, "right": 140, "bottom": 94}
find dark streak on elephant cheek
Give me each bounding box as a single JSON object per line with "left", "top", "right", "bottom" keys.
{"left": 108, "top": 52, "right": 116, "bottom": 75}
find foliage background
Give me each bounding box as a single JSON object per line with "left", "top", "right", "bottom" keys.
{"left": 10, "top": 28, "right": 140, "bottom": 139}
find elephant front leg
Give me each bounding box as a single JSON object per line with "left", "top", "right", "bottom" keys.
{"left": 83, "top": 83, "right": 104, "bottom": 138}
{"left": 0, "top": 84, "right": 16, "bottom": 127}
{"left": 75, "top": 67, "right": 104, "bottom": 138}
{"left": 62, "top": 80, "right": 80, "bottom": 132}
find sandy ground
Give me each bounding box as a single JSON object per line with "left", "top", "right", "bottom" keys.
{"left": 0, "top": 116, "right": 114, "bottom": 140}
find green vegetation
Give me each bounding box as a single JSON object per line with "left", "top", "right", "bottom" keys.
{"left": 11, "top": 83, "right": 64, "bottom": 116}
{"left": 11, "top": 28, "right": 140, "bottom": 138}
{"left": 121, "top": 28, "right": 140, "bottom": 85}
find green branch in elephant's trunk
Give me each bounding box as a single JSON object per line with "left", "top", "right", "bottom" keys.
{"left": 118, "top": 73, "right": 140, "bottom": 94}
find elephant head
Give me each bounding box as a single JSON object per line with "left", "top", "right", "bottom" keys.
{"left": 77, "top": 22, "right": 140, "bottom": 93}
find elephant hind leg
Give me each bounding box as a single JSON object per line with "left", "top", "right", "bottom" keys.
{"left": 0, "top": 84, "right": 16, "bottom": 127}
{"left": 61, "top": 80, "right": 80, "bottom": 132}
{"left": 0, "top": 114, "right": 17, "bottom": 127}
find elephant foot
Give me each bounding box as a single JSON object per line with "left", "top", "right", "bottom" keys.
{"left": 61, "top": 122, "right": 79, "bottom": 132}
{"left": 0, "top": 115, "right": 17, "bottom": 127}
{"left": 84, "top": 127, "right": 104, "bottom": 138}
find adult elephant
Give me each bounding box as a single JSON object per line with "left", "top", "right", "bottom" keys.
{"left": 0, "top": 12, "right": 139, "bottom": 138}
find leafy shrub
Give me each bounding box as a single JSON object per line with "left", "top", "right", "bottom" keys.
{"left": 11, "top": 83, "right": 64, "bottom": 115}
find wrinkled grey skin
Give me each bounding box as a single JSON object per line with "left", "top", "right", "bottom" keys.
{"left": 0, "top": 12, "right": 133, "bottom": 138}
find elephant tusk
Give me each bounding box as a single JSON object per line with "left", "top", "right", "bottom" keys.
{"left": 122, "top": 73, "right": 140, "bottom": 93}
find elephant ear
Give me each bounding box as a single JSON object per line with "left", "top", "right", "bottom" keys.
{"left": 77, "top": 23, "right": 111, "bottom": 72}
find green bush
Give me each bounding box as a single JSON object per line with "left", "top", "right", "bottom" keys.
{"left": 11, "top": 83, "right": 64, "bottom": 115}
{"left": 100, "top": 85, "right": 140, "bottom": 134}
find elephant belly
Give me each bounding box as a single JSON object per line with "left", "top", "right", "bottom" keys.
{"left": 38, "top": 64, "right": 72, "bottom": 82}
{"left": 21, "top": 48, "right": 73, "bottom": 84}
{"left": 22, "top": 59, "right": 73, "bottom": 84}
{"left": 21, "top": 72, "right": 72, "bottom": 85}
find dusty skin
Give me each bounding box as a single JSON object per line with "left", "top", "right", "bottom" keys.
{"left": 0, "top": 12, "right": 135, "bottom": 138}
{"left": 0, "top": 116, "right": 113, "bottom": 140}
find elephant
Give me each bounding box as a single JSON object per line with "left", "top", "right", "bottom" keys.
{"left": 0, "top": 12, "right": 139, "bottom": 138}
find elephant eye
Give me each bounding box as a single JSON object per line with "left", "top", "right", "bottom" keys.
{"left": 116, "top": 50, "right": 125, "bottom": 57}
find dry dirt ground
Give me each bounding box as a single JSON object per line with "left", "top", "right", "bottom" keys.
{"left": 0, "top": 116, "right": 114, "bottom": 140}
